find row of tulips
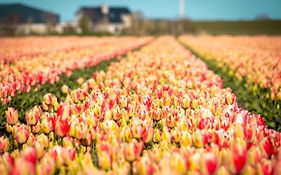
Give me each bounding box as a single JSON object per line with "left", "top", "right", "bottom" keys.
{"left": 0, "top": 37, "right": 152, "bottom": 104}
{"left": 179, "top": 35, "right": 281, "bottom": 100}
{"left": 1, "top": 36, "right": 281, "bottom": 175}
{"left": 0, "top": 36, "right": 119, "bottom": 64}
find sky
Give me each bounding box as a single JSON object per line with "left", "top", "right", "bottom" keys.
{"left": 0, "top": 0, "right": 280, "bottom": 22}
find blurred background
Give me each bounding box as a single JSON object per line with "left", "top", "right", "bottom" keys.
{"left": 0, "top": 0, "right": 281, "bottom": 36}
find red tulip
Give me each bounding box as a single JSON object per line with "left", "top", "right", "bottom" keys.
{"left": 257, "top": 160, "right": 274, "bottom": 175}
{"left": 142, "top": 126, "right": 154, "bottom": 143}
{"left": 260, "top": 137, "right": 274, "bottom": 158}
{"left": 55, "top": 118, "right": 70, "bottom": 137}
{"left": 226, "top": 139, "right": 247, "bottom": 174}
{"left": 200, "top": 151, "right": 218, "bottom": 175}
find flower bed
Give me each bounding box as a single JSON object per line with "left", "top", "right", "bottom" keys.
{"left": 0, "top": 37, "right": 280, "bottom": 174}
{"left": 179, "top": 35, "right": 281, "bottom": 100}
{"left": 0, "top": 37, "right": 152, "bottom": 104}
{"left": 179, "top": 35, "right": 281, "bottom": 131}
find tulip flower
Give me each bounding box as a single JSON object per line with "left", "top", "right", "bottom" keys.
{"left": 5, "top": 107, "right": 19, "bottom": 125}
{"left": 123, "top": 139, "right": 143, "bottom": 162}
{"left": 170, "top": 153, "right": 187, "bottom": 174}
{"left": 225, "top": 139, "right": 247, "bottom": 174}
{"left": 98, "top": 151, "right": 112, "bottom": 170}
{"left": 55, "top": 118, "right": 70, "bottom": 137}
{"left": 0, "top": 136, "right": 9, "bottom": 153}
{"left": 200, "top": 151, "right": 218, "bottom": 175}
{"left": 193, "top": 130, "right": 204, "bottom": 148}
{"left": 257, "top": 160, "right": 274, "bottom": 175}
{"left": 260, "top": 137, "right": 274, "bottom": 158}
{"left": 13, "top": 124, "right": 29, "bottom": 144}
{"left": 136, "top": 156, "right": 154, "bottom": 175}
{"left": 36, "top": 133, "right": 49, "bottom": 149}
{"left": 25, "top": 106, "right": 41, "bottom": 126}
{"left": 41, "top": 117, "right": 54, "bottom": 134}
{"left": 141, "top": 126, "right": 154, "bottom": 144}
{"left": 61, "top": 85, "right": 70, "bottom": 94}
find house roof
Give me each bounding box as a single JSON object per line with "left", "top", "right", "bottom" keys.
{"left": 0, "top": 3, "right": 60, "bottom": 24}
{"left": 78, "top": 6, "right": 130, "bottom": 23}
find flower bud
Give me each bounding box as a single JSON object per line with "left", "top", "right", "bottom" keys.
{"left": 242, "top": 165, "right": 255, "bottom": 175}
{"left": 14, "top": 124, "right": 29, "bottom": 144}
{"left": 200, "top": 151, "right": 218, "bottom": 175}
{"left": 42, "top": 94, "right": 50, "bottom": 105}
{"left": 151, "top": 109, "right": 162, "bottom": 121}
{"left": 260, "top": 137, "right": 274, "bottom": 158}
{"left": 142, "top": 127, "right": 154, "bottom": 144}
{"left": 37, "top": 133, "right": 49, "bottom": 149}
{"left": 41, "top": 118, "right": 53, "bottom": 134}
{"left": 225, "top": 139, "right": 246, "bottom": 174}
{"left": 55, "top": 118, "right": 70, "bottom": 137}
{"left": 98, "top": 151, "right": 112, "bottom": 170}
{"left": 32, "top": 122, "right": 41, "bottom": 133}
{"left": 61, "top": 85, "right": 70, "bottom": 94}
{"left": 193, "top": 130, "right": 204, "bottom": 148}
{"left": 171, "top": 153, "right": 187, "bottom": 174}
{"left": 153, "top": 129, "right": 161, "bottom": 143}
{"left": 216, "top": 166, "right": 230, "bottom": 175}
{"left": 6, "top": 107, "right": 18, "bottom": 125}
{"left": 181, "top": 131, "right": 192, "bottom": 147}
{"left": 25, "top": 106, "right": 41, "bottom": 126}
{"left": 0, "top": 136, "right": 9, "bottom": 153}
{"left": 74, "top": 124, "right": 88, "bottom": 140}
{"left": 132, "top": 124, "right": 143, "bottom": 139}
{"left": 123, "top": 139, "right": 143, "bottom": 162}
{"left": 77, "top": 77, "right": 84, "bottom": 85}
{"left": 234, "top": 125, "right": 244, "bottom": 139}
{"left": 192, "top": 99, "right": 199, "bottom": 109}
{"left": 226, "top": 93, "right": 235, "bottom": 105}
{"left": 257, "top": 160, "right": 273, "bottom": 175}
{"left": 171, "top": 129, "right": 181, "bottom": 143}
{"left": 136, "top": 156, "right": 154, "bottom": 175}
{"left": 112, "top": 108, "right": 121, "bottom": 121}
{"left": 182, "top": 95, "right": 191, "bottom": 109}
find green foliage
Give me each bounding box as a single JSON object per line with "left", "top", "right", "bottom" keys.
{"left": 193, "top": 20, "right": 281, "bottom": 35}
{"left": 78, "top": 14, "right": 93, "bottom": 34}
{"left": 182, "top": 43, "right": 281, "bottom": 131}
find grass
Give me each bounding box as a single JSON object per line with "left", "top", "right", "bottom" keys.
{"left": 192, "top": 20, "right": 281, "bottom": 35}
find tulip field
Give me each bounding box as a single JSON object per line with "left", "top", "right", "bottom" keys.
{"left": 0, "top": 36, "right": 281, "bottom": 174}
{"left": 179, "top": 35, "right": 281, "bottom": 130}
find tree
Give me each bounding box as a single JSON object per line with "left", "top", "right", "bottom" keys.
{"left": 78, "top": 14, "right": 93, "bottom": 34}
